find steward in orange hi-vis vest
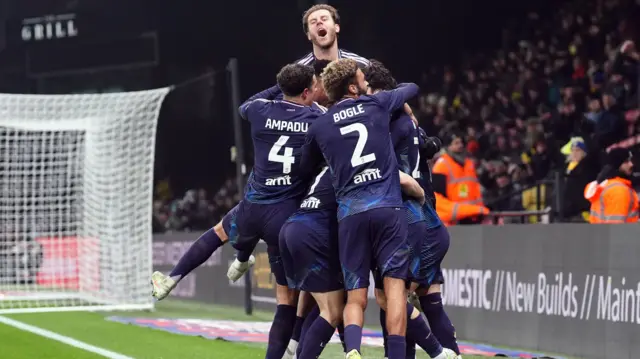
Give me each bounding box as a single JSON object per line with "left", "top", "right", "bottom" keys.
{"left": 432, "top": 134, "right": 487, "bottom": 225}
{"left": 584, "top": 148, "right": 639, "bottom": 224}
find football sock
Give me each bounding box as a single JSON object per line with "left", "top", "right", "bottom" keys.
{"left": 292, "top": 315, "right": 305, "bottom": 342}
{"left": 169, "top": 228, "right": 223, "bottom": 281}
{"left": 265, "top": 305, "right": 297, "bottom": 359}
{"left": 337, "top": 322, "right": 347, "bottom": 353}
{"left": 421, "top": 292, "right": 460, "bottom": 354}
{"left": 343, "top": 324, "right": 363, "bottom": 354}
{"left": 380, "top": 308, "right": 389, "bottom": 357}
{"left": 387, "top": 335, "right": 407, "bottom": 359}
{"left": 298, "top": 316, "right": 335, "bottom": 359}
{"left": 236, "top": 249, "right": 253, "bottom": 262}
{"left": 406, "top": 303, "right": 443, "bottom": 358}
{"left": 405, "top": 336, "right": 416, "bottom": 359}
{"left": 296, "top": 305, "right": 320, "bottom": 357}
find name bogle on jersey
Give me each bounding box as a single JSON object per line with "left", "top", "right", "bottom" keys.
{"left": 241, "top": 98, "right": 325, "bottom": 203}
{"left": 303, "top": 83, "right": 420, "bottom": 220}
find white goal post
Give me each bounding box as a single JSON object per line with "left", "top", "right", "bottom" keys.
{"left": 0, "top": 88, "right": 171, "bottom": 314}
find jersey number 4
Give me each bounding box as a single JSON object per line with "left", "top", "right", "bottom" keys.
{"left": 340, "top": 123, "right": 376, "bottom": 167}
{"left": 268, "top": 135, "right": 295, "bottom": 174}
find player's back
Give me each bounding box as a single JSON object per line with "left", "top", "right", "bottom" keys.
{"left": 292, "top": 166, "right": 337, "bottom": 219}
{"left": 310, "top": 96, "right": 401, "bottom": 220}
{"left": 243, "top": 99, "right": 323, "bottom": 203}
{"left": 390, "top": 112, "right": 428, "bottom": 225}
{"left": 416, "top": 128, "right": 443, "bottom": 229}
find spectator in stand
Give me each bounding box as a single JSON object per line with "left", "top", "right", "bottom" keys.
{"left": 561, "top": 137, "right": 599, "bottom": 221}
{"left": 416, "top": 0, "right": 640, "bottom": 224}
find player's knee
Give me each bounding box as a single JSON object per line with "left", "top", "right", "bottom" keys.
{"left": 213, "top": 221, "right": 228, "bottom": 242}
{"left": 320, "top": 302, "right": 344, "bottom": 327}
{"left": 346, "top": 289, "right": 368, "bottom": 311}
{"left": 276, "top": 285, "right": 298, "bottom": 306}
{"left": 374, "top": 288, "right": 387, "bottom": 310}
{"left": 427, "top": 283, "right": 442, "bottom": 294}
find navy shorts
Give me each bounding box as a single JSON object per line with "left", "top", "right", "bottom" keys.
{"left": 375, "top": 223, "right": 449, "bottom": 289}
{"left": 279, "top": 213, "right": 343, "bottom": 293}
{"left": 339, "top": 207, "right": 409, "bottom": 291}
{"left": 417, "top": 225, "right": 450, "bottom": 287}
{"left": 234, "top": 199, "right": 300, "bottom": 286}
{"left": 221, "top": 204, "right": 240, "bottom": 245}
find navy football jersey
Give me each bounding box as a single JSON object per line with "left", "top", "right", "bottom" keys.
{"left": 240, "top": 96, "right": 325, "bottom": 204}
{"left": 390, "top": 112, "right": 428, "bottom": 225}
{"left": 302, "top": 83, "right": 420, "bottom": 220}
{"left": 297, "top": 49, "right": 369, "bottom": 68}
{"left": 297, "top": 166, "right": 337, "bottom": 214}
{"left": 417, "top": 128, "right": 443, "bottom": 229}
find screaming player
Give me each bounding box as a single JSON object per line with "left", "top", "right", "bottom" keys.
{"left": 300, "top": 58, "right": 417, "bottom": 359}
{"left": 297, "top": 4, "right": 369, "bottom": 67}
{"left": 366, "top": 60, "right": 457, "bottom": 359}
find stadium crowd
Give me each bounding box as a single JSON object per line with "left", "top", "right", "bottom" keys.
{"left": 153, "top": 0, "right": 639, "bottom": 228}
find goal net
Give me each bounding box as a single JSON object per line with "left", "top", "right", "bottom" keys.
{"left": 0, "top": 88, "right": 171, "bottom": 314}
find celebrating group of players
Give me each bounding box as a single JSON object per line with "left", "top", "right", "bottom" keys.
{"left": 151, "top": 4, "right": 461, "bottom": 359}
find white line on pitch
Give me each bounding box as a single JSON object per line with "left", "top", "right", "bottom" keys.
{"left": 0, "top": 315, "right": 135, "bottom": 359}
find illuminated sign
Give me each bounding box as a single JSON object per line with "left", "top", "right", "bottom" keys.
{"left": 21, "top": 13, "right": 78, "bottom": 42}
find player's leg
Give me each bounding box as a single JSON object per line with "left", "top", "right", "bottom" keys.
{"left": 280, "top": 220, "right": 316, "bottom": 359}
{"left": 227, "top": 201, "right": 261, "bottom": 282}
{"left": 373, "top": 271, "right": 389, "bottom": 358}
{"left": 403, "top": 222, "right": 429, "bottom": 359}
{"left": 338, "top": 213, "right": 373, "bottom": 359}
{"left": 284, "top": 291, "right": 315, "bottom": 359}
{"left": 297, "top": 304, "right": 320, "bottom": 358}
{"left": 151, "top": 205, "right": 252, "bottom": 300}
{"left": 371, "top": 207, "right": 409, "bottom": 359}
{"left": 293, "top": 223, "right": 344, "bottom": 359}
{"left": 377, "top": 287, "right": 451, "bottom": 359}
{"left": 417, "top": 225, "right": 460, "bottom": 356}
{"left": 299, "top": 289, "right": 344, "bottom": 359}
{"left": 261, "top": 200, "right": 302, "bottom": 359}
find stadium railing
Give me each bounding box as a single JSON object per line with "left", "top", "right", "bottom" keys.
{"left": 483, "top": 207, "right": 553, "bottom": 225}
{"left": 484, "top": 171, "right": 563, "bottom": 223}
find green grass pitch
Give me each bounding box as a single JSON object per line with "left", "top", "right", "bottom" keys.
{"left": 0, "top": 300, "right": 507, "bottom": 359}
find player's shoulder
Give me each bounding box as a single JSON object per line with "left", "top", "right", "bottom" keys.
{"left": 246, "top": 98, "right": 273, "bottom": 113}
{"left": 339, "top": 49, "right": 370, "bottom": 67}
{"left": 311, "top": 102, "right": 328, "bottom": 114}
{"left": 296, "top": 52, "right": 315, "bottom": 65}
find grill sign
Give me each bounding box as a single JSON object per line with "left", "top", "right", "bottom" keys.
{"left": 21, "top": 14, "right": 78, "bottom": 42}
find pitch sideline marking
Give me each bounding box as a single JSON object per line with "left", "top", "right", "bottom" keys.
{"left": 0, "top": 315, "right": 135, "bottom": 359}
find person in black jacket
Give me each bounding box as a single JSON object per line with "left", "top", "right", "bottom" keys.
{"left": 561, "top": 138, "right": 598, "bottom": 221}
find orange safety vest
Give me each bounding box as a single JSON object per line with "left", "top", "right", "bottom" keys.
{"left": 435, "top": 192, "right": 489, "bottom": 226}
{"left": 432, "top": 153, "right": 483, "bottom": 205}
{"left": 584, "top": 177, "right": 639, "bottom": 224}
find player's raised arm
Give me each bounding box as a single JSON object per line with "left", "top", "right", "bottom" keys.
{"left": 373, "top": 82, "right": 420, "bottom": 113}
{"left": 364, "top": 59, "right": 419, "bottom": 114}
{"left": 238, "top": 84, "right": 282, "bottom": 120}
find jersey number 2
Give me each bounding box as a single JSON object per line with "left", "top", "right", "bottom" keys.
{"left": 268, "top": 135, "right": 295, "bottom": 174}
{"left": 340, "top": 123, "right": 376, "bottom": 167}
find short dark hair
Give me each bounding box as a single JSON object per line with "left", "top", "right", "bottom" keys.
{"left": 313, "top": 59, "right": 331, "bottom": 77}
{"left": 276, "top": 64, "right": 315, "bottom": 97}
{"left": 302, "top": 4, "right": 340, "bottom": 34}
{"left": 365, "top": 59, "right": 397, "bottom": 91}
{"left": 321, "top": 59, "right": 359, "bottom": 102}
